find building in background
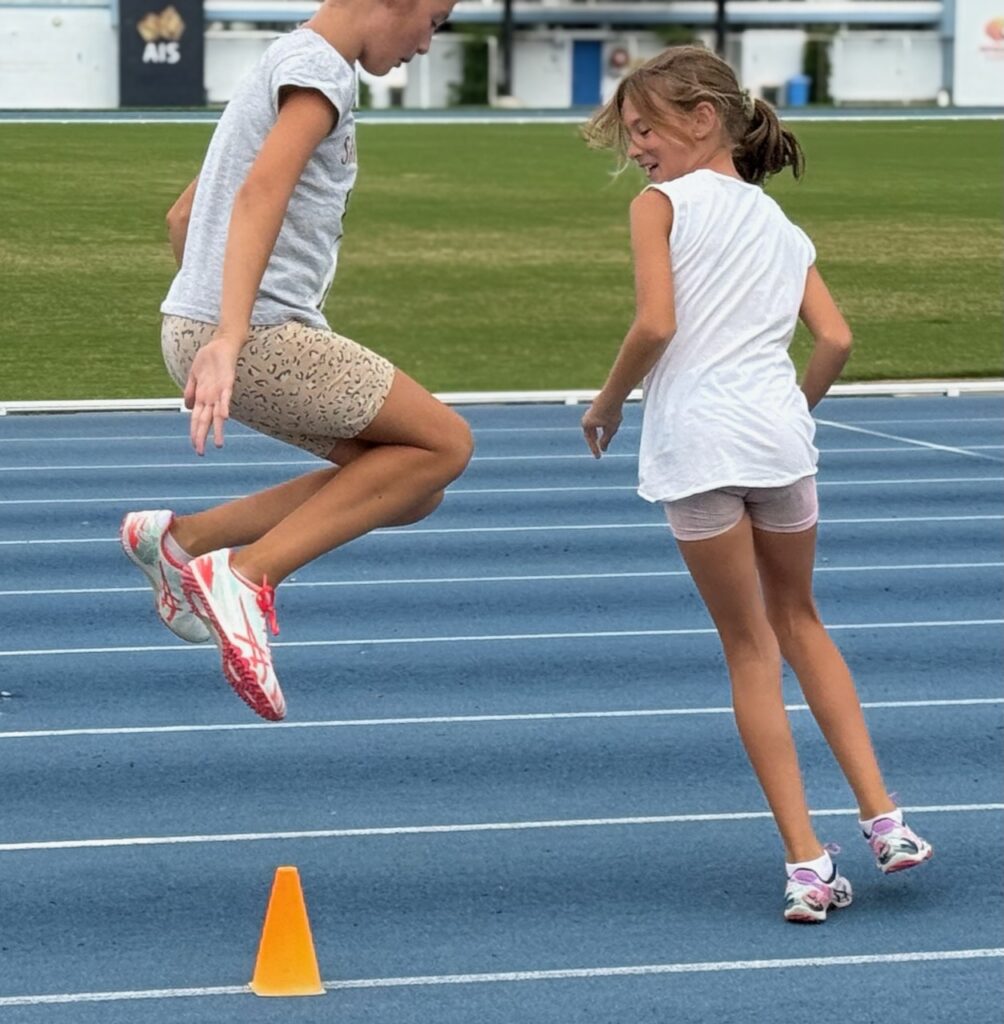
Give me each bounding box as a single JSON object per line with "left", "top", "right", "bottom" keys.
{"left": 0, "top": 0, "right": 1000, "bottom": 109}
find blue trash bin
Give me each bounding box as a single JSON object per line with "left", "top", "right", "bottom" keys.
{"left": 786, "top": 74, "right": 811, "bottom": 107}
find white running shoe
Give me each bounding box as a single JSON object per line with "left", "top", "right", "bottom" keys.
{"left": 784, "top": 867, "right": 853, "bottom": 923}
{"left": 120, "top": 509, "right": 211, "bottom": 644}
{"left": 865, "top": 817, "right": 934, "bottom": 874}
{"left": 181, "top": 549, "right": 286, "bottom": 721}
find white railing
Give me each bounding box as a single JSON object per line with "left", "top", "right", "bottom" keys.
{"left": 0, "top": 1, "right": 943, "bottom": 26}
{"left": 2, "top": 380, "right": 1002, "bottom": 416}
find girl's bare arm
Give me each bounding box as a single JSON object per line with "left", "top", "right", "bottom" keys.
{"left": 214, "top": 87, "right": 338, "bottom": 351}
{"left": 166, "top": 177, "right": 198, "bottom": 267}
{"left": 799, "top": 266, "right": 853, "bottom": 410}
{"left": 583, "top": 189, "right": 676, "bottom": 457}
{"left": 185, "top": 87, "right": 337, "bottom": 454}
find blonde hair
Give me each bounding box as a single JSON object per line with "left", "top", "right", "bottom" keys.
{"left": 582, "top": 46, "right": 804, "bottom": 186}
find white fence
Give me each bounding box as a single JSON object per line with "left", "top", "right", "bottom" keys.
{"left": 830, "top": 32, "right": 943, "bottom": 103}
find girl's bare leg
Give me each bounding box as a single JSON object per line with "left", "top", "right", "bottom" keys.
{"left": 677, "top": 517, "right": 823, "bottom": 863}
{"left": 222, "top": 370, "right": 473, "bottom": 585}
{"left": 169, "top": 436, "right": 443, "bottom": 557}
{"left": 753, "top": 526, "right": 895, "bottom": 821}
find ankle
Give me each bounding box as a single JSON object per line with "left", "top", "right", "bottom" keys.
{"left": 785, "top": 849, "right": 833, "bottom": 880}
{"left": 783, "top": 840, "right": 824, "bottom": 864}
{"left": 859, "top": 806, "right": 902, "bottom": 835}
{"left": 168, "top": 516, "right": 205, "bottom": 558}
{"left": 858, "top": 797, "right": 898, "bottom": 822}
{"left": 229, "top": 553, "right": 269, "bottom": 588}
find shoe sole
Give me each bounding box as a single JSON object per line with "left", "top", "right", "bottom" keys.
{"left": 119, "top": 514, "right": 211, "bottom": 644}
{"left": 881, "top": 845, "right": 934, "bottom": 874}
{"left": 785, "top": 889, "right": 852, "bottom": 924}
{"left": 785, "top": 909, "right": 826, "bottom": 923}
{"left": 181, "top": 565, "right": 286, "bottom": 722}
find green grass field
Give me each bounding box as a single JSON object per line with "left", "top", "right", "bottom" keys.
{"left": 0, "top": 119, "right": 1000, "bottom": 400}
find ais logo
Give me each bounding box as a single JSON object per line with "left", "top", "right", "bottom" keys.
{"left": 136, "top": 5, "right": 185, "bottom": 64}
{"left": 985, "top": 17, "right": 1004, "bottom": 43}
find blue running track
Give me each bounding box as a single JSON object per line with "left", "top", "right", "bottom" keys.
{"left": 0, "top": 394, "right": 1001, "bottom": 1023}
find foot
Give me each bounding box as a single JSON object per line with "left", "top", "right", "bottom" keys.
{"left": 120, "top": 510, "right": 211, "bottom": 643}
{"left": 181, "top": 549, "right": 286, "bottom": 721}
{"left": 784, "top": 867, "right": 853, "bottom": 923}
{"left": 865, "top": 817, "right": 933, "bottom": 874}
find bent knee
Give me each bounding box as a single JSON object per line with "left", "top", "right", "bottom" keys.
{"left": 438, "top": 413, "right": 475, "bottom": 479}
{"left": 396, "top": 490, "right": 445, "bottom": 525}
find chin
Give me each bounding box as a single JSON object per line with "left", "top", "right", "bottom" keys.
{"left": 360, "top": 56, "right": 395, "bottom": 76}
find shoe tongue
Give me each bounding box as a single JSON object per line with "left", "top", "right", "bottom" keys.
{"left": 871, "top": 817, "right": 898, "bottom": 835}
{"left": 791, "top": 868, "right": 821, "bottom": 884}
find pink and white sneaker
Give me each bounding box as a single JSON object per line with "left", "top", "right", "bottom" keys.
{"left": 120, "top": 509, "right": 211, "bottom": 644}
{"left": 181, "top": 549, "right": 286, "bottom": 721}
{"left": 865, "top": 817, "right": 933, "bottom": 874}
{"left": 784, "top": 867, "right": 853, "bottom": 923}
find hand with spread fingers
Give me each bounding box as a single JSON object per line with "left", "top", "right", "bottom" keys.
{"left": 581, "top": 398, "right": 623, "bottom": 459}
{"left": 183, "top": 336, "right": 241, "bottom": 455}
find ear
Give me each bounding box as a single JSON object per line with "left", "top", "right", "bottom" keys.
{"left": 690, "top": 101, "right": 718, "bottom": 140}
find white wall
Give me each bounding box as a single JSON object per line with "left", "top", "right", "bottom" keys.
{"left": 402, "top": 34, "right": 464, "bottom": 108}
{"left": 205, "top": 29, "right": 278, "bottom": 104}
{"left": 0, "top": 8, "right": 117, "bottom": 108}
{"left": 737, "top": 30, "right": 808, "bottom": 99}
{"left": 953, "top": 0, "right": 1004, "bottom": 106}
{"left": 830, "top": 32, "right": 942, "bottom": 103}
{"left": 513, "top": 35, "right": 570, "bottom": 107}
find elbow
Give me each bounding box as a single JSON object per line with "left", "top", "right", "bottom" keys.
{"left": 165, "top": 203, "right": 189, "bottom": 234}
{"left": 824, "top": 328, "right": 854, "bottom": 356}
{"left": 633, "top": 318, "right": 676, "bottom": 348}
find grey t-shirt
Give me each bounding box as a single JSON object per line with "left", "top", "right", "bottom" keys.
{"left": 161, "top": 28, "right": 357, "bottom": 329}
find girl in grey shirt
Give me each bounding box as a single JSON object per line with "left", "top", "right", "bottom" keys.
{"left": 121, "top": 0, "right": 470, "bottom": 722}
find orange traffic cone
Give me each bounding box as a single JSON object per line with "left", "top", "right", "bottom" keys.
{"left": 250, "top": 866, "right": 325, "bottom": 997}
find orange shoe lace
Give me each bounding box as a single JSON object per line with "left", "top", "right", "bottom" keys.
{"left": 256, "top": 577, "right": 280, "bottom": 636}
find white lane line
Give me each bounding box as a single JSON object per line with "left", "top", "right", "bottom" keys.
{"left": 1, "top": 561, "right": 1001, "bottom": 599}
{"left": 2, "top": 446, "right": 1003, "bottom": 473}
{"left": 0, "top": 416, "right": 998, "bottom": 442}
{"left": 0, "top": 986, "right": 249, "bottom": 1007}
{"left": 1, "top": 475, "right": 1001, "bottom": 506}
{"left": 2, "top": 560, "right": 1001, "bottom": 599}
{"left": 817, "top": 419, "right": 1004, "bottom": 463}
{"left": 0, "top": 803, "right": 999, "bottom": 854}
{"left": 2, "top": 698, "right": 999, "bottom": 741}
{"left": 2, "top": 513, "right": 1003, "bottom": 549}
{"left": 829, "top": 417, "right": 1003, "bottom": 427}
{"left": 1, "top": 948, "right": 1000, "bottom": 1005}
{"left": 320, "top": 947, "right": 1004, "bottom": 989}
{"left": 0, "top": 618, "right": 999, "bottom": 659}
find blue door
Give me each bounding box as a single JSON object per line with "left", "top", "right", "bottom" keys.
{"left": 571, "top": 40, "right": 602, "bottom": 107}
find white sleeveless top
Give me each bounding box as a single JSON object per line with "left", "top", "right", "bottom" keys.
{"left": 162, "top": 29, "right": 357, "bottom": 329}
{"left": 637, "top": 170, "right": 818, "bottom": 503}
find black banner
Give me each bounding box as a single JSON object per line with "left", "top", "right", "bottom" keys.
{"left": 119, "top": 0, "right": 205, "bottom": 106}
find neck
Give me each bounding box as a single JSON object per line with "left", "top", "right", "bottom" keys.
{"left": 304, "top": 1, "right": 365, "bottom": 66}
{"left": 692, "top": 143, "right": 741, "bottom": 180}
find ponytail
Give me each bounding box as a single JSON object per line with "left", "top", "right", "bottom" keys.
{"left": 734, "top": 98, "right": 804, "bottom": 186}
{"left": 581, "top": 47, "right": 807, "bottom": 188}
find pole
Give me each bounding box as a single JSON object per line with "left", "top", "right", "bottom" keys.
{"left": 500, "top": 0, "right": 514, "bottom": 96}
{"left": 715, "top": 0, "right": 728, "bottom": 57}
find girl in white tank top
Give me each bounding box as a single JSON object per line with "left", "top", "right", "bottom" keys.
{"left": 581, "top": 47, "right": 932, "bottom": 922}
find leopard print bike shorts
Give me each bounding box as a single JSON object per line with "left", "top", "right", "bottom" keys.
{"left": 161, "top": 315, "right": 396, "bottom": 458}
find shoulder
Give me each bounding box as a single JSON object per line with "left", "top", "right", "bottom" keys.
{"left": 629, "top": 188, "right": 674, "bottom": 242}
{"left": 266, "top": 29, "right": 356, "bottom": 119}
{"left": 630, "top": 188, "right": 674, "bottom": 223}
{"left": 268, "top": 29, "right": 354, "bottom": 84}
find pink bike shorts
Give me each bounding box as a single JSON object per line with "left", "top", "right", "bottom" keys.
{"left": 663, "top": 475, "right": 819, "bottom": 542}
